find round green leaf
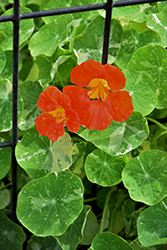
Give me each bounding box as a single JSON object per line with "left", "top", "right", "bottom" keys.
{"left": 16, "top": 171, "right": 84, "bottom": 236}
{"left": 127, "top": 45, "right": 167, "bottom": 109}
{"left": 27, "top": 235, "right": 62, "bottom": 250}
{"left": 124, "top": 69, "right": 157, "bottom": 116}
{"left": 137, "top": 197, "right": 167, "bottom": 246}
{"left": 0, "top": 7, "right": 34, "bottom": 50}
{"left": 73, "top": 16, "right": 122, "bottom": 64}
{"left": 115, "top": 29, "right": 160, "bottom": 69}
{"left": 56, "top": 205, "right": 91, "bottom": 250}
{"left": 0, "top": 79, "right": 23, "bottom": 131}
{"left": 29, "top": 15, "right": 73, "bottom": 57}
{"left": 0, "top": 147, "right": 11, "bottom": 179}
{"left": 0, "top": 46, "right": 6, "bottom": 74}
{"left": 77, "top": 111, "right": 149, "bottom": 156}
{"left": 122, "top": 150, "right": 167, "bottom": 205}
{"left": 147, "top": 5, "right": 167, "bottom": 47}
{"left": 85, "top": 149, "right": 127, "bottom": 187}
{"left": 15, "top": 129, "right": 73, "bottom": 179}
{"left": 0, "top": 211, "right": 26, "bottom": 250}
{"left": 88, "top": 232, "right": 132, "bottom": 250}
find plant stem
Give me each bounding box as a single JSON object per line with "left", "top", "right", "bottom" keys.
{"left": 147, "top": 117, "right": 167, "bottom": 131}
{"left": 99, "top": 186, "right": 117, "bottom": 234}
{"left": 84, "top": 197, "right": 97, "bottom": 203}
{"left": 150, "top": 130, "right": 167, "bottom": 145}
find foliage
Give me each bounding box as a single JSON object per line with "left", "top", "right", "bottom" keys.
{"left": 0, "top": 0, "right": 167, "bottom": 249}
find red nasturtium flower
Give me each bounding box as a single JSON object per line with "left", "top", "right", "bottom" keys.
{"left": 63, "top": 59, "right": 134, "bottom": 131}
{"left": 35, "top": 86, "right": 80, "bottom": 142}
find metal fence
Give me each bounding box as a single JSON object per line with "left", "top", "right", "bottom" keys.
{"left": 0, "top": 0, "right": 166, "bottom": 222}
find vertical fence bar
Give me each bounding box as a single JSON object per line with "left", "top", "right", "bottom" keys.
{"left": 11, "top": 0, "right": 20, "bottom": 222}
{"left": 102, "top": 0, "right": 113, "bottom": 65}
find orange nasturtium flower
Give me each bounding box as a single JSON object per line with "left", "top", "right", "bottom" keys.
{"left": 35, "top": 86, "right": 80, "bottom": 142}
{"left": 63, "top": 59, "right": 134, "bottom": 131}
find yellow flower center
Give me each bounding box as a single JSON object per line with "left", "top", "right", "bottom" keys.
{"left": 48, "top": 106, "right": 66, "bottom": 124}
{"left": 87, "top": 78, "right": 111, "bottom": 100}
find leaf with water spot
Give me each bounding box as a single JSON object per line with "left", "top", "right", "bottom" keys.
{"left": 16, "top": 171, "right": 84, "bottom": 236}
{"left": 15, "top": 129, "right": 73, "bottom": 179}
{"left": 122, "top": 150, "right": 167, "bottom": 205}
{"left": 85, "top": 149, "right": 127, "bottom": 187}
{"left": 137, "top": 197, "right": 167, "bottom": 246}
{"left": 77, "top": 111, "right": 149, "bottom": 156}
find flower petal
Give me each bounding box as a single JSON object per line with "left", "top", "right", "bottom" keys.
{"left": 70, "top": 59, "right": 106, "bottom": 87}
{"left": 103, "top": 64, "right": 126, "bottom": 91}
{"left": 35, "top": 113, "right": 64, "bottom": 142}
{"left": 106, "top": 91, "right": 134, "bottom": 122}
{"left": 63, "top": 85, "right": 90, "bottom": 124}
{"left": 81, "top": 100, "right": 112, "bottom": 131}
{"left": 38, "top": 86, "right": 71, "bottom": 112}
{"left": 66, "top": 109, "right": 81, "bottom": 132}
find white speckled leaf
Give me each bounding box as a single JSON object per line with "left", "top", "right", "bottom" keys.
{"left": 15, "top": 129, "right": 73, "bottom": 179}
{"left": 77, "top": 112, "right": 149, "bottom": 156}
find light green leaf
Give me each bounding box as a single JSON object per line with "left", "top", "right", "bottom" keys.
{"left": 35, "top": 55, "right": 53, "bottom": 85}
{"left": 0, "top": 211, "right": 26, "bottom": 250}
{"left": 88, "top": 232, "right": 132, "bottom": 250}
{"left": 85, "top": 149, "right": 127, "bottom": 187}
{"left": 16, "top": 171, "right": 84, "bottom": 236}
{"left": 0, "top": 79, "right": 23, "bottom": 131}
{"left": 0, "top": 7, "right": 34, "bottom": 50}
{"left": 157, "top": 1, "right": 167, "bottom": 12}
{"left": 29, "top": 15, "right": 73, "bottom": 57}
{"left": 0, "top": 147, "right": 11, "bottom": 179}
{"left": 26, "top": 235, "right": 62, "bottom": 250}
{"left": 19, "top": 81, "right": 43, "bottom": 130}
{"left": 137, "top": 197, "right": 167, "bottom": 246}
{"left": 73, "top": 16, "right": 122, "bottom": 64}
{"left": 56, "top": 205, "right": 91, "bottom": 250}
{"left": 77, "top": 111, "right": 149, "bottom": 156}
{"left": 124, "top": 69, "right": 157, "bottom": 116}
{"left": 127, "top": 44, "right": 167, "bottom": 109}
{"left": 115, "top": 29, "right": 160, "bottom": 69}
{"left": 147, "top": 5, "right": 167, "bottom": 47}
{"left": 15, "top": 130, "right": 73, "bottom": 179}
{"left": 122, "top": 150, "right": 167, "bottom": 205}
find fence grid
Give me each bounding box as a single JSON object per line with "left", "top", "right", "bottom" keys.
{"left": 0, "top": 0, "right": 166, "bottom": 222}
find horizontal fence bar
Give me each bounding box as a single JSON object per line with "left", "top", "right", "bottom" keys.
{"left": 0, "top": 141, "right": 12, "bottom": 148}
{"left": 0, "top": 0, "right": 166, "bottom": 22}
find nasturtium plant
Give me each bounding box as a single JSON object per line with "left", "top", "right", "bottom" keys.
{"left": 1, "top": 0, "right": 167, "bottom": 249}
